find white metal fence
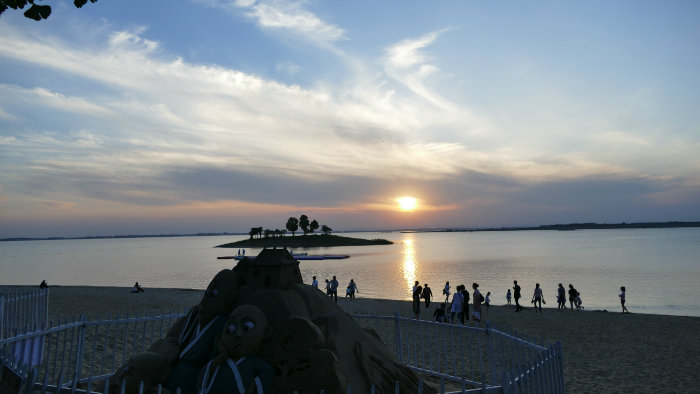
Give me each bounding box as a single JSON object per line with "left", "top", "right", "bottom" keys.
{"left": 1, "top": 309, "right": 564, "bottom": 393}
{"left": 1, "top": 288, "right": 49, "bottom": 339}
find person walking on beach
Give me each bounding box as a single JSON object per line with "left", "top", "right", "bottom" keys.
{"left": 460, "top": 285, "right": 470, "bottom": 324}
{"left": 484, "top": 292, "right": 491, "bottom": 310}
{"left": 532, "top": 283, "right": 544, "bottom": 312}
{"left": 513, "top": 281, "right": 522, "bottom": 312}
{"left": 450, "top": 286, "right": 464, "bottom": 324}
{"left": 329, "top": 276, "right": 339, "bottom": 303}
{"left": 443, "top": 281, "right": 451, "bottom": 302}
{"left": 472, "top": 283, "right": 483, "bottom": 322}
{"left": 325, "top": 279, "right": 330, "bottom": 296}
{"left": 568, "top": 284, "right": 578, "bottom": 311}
{"left": 557, "top": 283, "right": 566, "bottom": 311}
{"left": 506, "top": 289, "right": 512, "bottom": 305}
{"left": 412, "top": 281, "right": 423, "bottom": 319}
{"left": 311, "top": 276, "right": 318, "bottom": 288}
{"left": 347, "top": 279, "right": 359, "bottom": 298}
{"left": 422, "top": 283, "right": 433, "bottom": 308}
{"left": 619, "top": 286, "right": 629, "bottom": 313}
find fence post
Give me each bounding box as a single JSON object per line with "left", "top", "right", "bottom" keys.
{"left": 394, "top": 311, "right": 402, "bottom": 363}
{"left": 557, "top": 341, "right": 565, "bottom": 393}
{"left": 486, "top": 322, "right": 497, "bottom": 386}
{"left": 1, "top": 294, "right": 5, "bottom": 338}
{"left": 74, "top": 314, "right": 87, "bottom": 381}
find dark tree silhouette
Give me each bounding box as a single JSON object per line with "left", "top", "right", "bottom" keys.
{"left": 299, "top": 214, "right": 310, "bottom": 236}
{"left": 286, "top": 217, "right": 299, "bottom": 236}
{"left": 321, "top": 225, "right": 332, "bottom": 235}
{"left": 1, "top": 0, "right": 97, "bottom": 21}
{"left": 310, "top": 219, "right": 319, "bottom": 234}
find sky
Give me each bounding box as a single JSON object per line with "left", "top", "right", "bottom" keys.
{"left": 1, "top": 0, "right": 699, "bottom": 238}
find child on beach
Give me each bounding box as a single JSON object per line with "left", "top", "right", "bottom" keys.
{"left": 506, "top": 289, "right": 511, "bottom": 305}
{"left": 619, "top": 286, "right": 629, "bottom": 313}
{"left": 484, "top": 292, "right": 491, "bottom": 310}
{"left": 433, "top": 303, "right": 447, "bottom": 323}
{"left": 443, "top": 282, "right": 450, "bottom": 303}
{"left": 575, "top": 293, "right": 584, "bottom": 310}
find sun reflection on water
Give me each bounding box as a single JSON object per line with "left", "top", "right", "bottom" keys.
{"left": 401, "top": 238, "right": 417, "bottom": 296}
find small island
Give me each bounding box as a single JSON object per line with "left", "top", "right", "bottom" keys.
{"left": 216, "top": 234, "right": 393, "bottom": 248}
{"left": 216, "top": 215, "right": 392, "bottom": 248}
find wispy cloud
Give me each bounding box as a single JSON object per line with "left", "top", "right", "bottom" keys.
{"left": 202, "top": 0, "right": 345, "bottom": 45}
{"left": 383, "top": 29, "right": 456, "bottom": 110}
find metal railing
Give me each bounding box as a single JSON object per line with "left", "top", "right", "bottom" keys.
{"left": 1, "top": 309, "right": 564, "bottom": 393}
{"left": 1, "top": 288, "right": 49, "bottom": 339}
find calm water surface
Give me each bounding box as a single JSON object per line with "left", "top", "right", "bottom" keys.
{"left": 1, "top": 228, "right": 698, "bottom": 316}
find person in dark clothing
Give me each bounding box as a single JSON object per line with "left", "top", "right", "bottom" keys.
{"left": 39, "top": 280, "right": 48, "bottom": 289}
{"left": 329, "top": 276, "right": 339, "bottom": 302}
{"left": 412, "top": 281, "right": 423, "bottom": 319}
{"left": 433, "top": 303, "right": 447, "bottom": 322}
{"left": 422, "top": 283, "right": 433, "bottom": 308}
{"left": 460, "top": 285, "right": 470, "bottom": 324}
{"left": 568, "top": 284, "right": 578, "bottom": 311}
{"left": 513, "top": 280, "right": 522, "bottom": 312}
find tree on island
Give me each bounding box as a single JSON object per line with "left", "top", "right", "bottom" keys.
{"left": 321, "top": 225, "right": 332, "bottom": 235}
{"left": 286, "top": 217, "right": 299, "bottom": 236}
{"left": 310, "top": 219, "right": 319, "bottom": 234}
{"left": 299, "top": 215, "right": 310, "bottom": 236}
{"left": 1, "top": 0, "right": 97, "bottom": 21}
{"left": 249, "top": 226, "right": 265, "bottom": 239}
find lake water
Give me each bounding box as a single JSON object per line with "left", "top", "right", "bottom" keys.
{"left": 1, "top": 228, "right": 698, "bottom": 317}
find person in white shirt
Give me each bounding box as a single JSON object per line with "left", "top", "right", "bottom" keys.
{"left": 450, "top": 285, "right": 464, "bottom": 324}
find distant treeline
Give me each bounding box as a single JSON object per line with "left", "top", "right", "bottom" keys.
{"left": 535, "top": 221, "right": 700, "bottom": 231}
{"left": 404, "top": 221, "right": 700, "bottom": 233}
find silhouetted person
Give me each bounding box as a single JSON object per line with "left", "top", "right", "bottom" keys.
{"left": 412, "top": 281, "right": 423, "bottom": 319}
{"left": 131, "top": 282, "right": 144, "bottom": 293}
{"left": 39, "top": 280, "right": 48, "bottom": 289}
{"left": 568, "top": 284, "right": 578, "bottom": 311}
{"left": 513, "top": 280, "right": 522, "bottom": 312}
{"left": 422, "top": 283, "right": 433, "bottom": 308}
{"left": 619, "top": 286, "right": 629, "bottom": 313}
{"left": 329, "top": 276, "right": 339, "bottom": 302}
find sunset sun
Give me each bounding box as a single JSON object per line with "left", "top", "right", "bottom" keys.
{"left": 396, "top": 196, "right": 418, "bottom": 212}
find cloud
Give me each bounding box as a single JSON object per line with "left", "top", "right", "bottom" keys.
{"left": 383, "top": 29, "right": 456, "bottom": 110}
{"left": 203, "top": 0, "right": 345, "bottom": 44}
{"left": 1, "top": 17, "right": 698, "bottom": 238}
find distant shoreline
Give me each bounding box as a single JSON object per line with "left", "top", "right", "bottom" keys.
{"left": 3, "top": 221, "right": 699, "bottom": 242}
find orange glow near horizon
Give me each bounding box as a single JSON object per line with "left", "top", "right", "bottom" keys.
{"left": 396, "top": 196, "right": 418, "bottom": 212}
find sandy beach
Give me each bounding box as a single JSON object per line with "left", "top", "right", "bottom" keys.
{"left": 5, "top": 285, "right": 699, "bottom": 393}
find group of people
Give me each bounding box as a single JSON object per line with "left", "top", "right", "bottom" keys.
{"left": 311, "top": 275, "right": 359, "bottom": 303}
{"left": 412, "top": 281, "right": 488, "bottom": 324}
{"left": 308, "top": 275, "right": 630, "bottom": 314}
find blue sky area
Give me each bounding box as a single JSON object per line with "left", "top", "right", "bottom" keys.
{"left": 1, "top": 0, "right": 699, "bottom": 237}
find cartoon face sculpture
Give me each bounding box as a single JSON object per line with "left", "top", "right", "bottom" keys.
{"left": 218, "top": 305, "right": 271, "bottom": 360}
{"left": 198, "top": 270, "right": 239, "bottom": 325}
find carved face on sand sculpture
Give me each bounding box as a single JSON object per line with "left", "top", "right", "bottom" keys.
{"left": 218, "top": 305, "right": 271, "bottom": 360}
{"left": 198, "top": 269, "right": 239, "bottom": 325}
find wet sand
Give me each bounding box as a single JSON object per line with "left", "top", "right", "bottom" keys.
{"left": 8, "top": 285, "right": 699, "bottom": 393}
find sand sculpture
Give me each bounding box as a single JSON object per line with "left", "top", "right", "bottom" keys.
{"left": 111, "top": 248, "right": 434, "bottom": 393}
